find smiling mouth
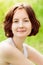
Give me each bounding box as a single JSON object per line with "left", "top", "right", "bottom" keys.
{"left": 17, "top": 29, "right": 26, "bottom": 32}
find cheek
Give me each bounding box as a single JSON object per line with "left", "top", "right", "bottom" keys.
{"left": 11, "top": 24, "right": 15, "bottom": 32}
{"left": 11, "top": 24, "right": 16, "bottom": 30}
{"left": 28, "top": 26, "right": 32, "bottom": 33}
{"left": 27, "top": 23, "right": 32, "bottom": 34}
{"left": 11, "top": 24, "right": 18, "bottom": 34}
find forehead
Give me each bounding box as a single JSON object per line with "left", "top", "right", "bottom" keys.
{"left": 13, "top": 8, "right": 29, "bottom": 19}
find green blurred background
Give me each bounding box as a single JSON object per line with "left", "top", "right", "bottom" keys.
{"left": 0, "top": 0, "right": 43, "bottom": 55}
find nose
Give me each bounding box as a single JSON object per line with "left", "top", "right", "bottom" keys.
{"left": 18, "top": 21, "right": 23, "bottom": 28}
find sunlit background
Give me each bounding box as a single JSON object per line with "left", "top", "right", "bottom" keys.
{"left": 0, "top": 0, "right": 43, "bottom": 56}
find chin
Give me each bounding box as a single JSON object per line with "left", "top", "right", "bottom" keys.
{"left": 16, "top": 34, "right": 28, "bottom": 38}
{"left": 14, "top": 32, "right": 29, "bottom": 38}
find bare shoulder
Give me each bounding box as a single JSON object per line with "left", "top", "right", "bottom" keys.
{"left": 23, "top": 43, "right": 34, "bottom": 52}
{"left": 0, "top": 40, "right": 17, "bottom": 64}
{"left": 24, "top": 43, "right": 43, "bottom": 65}
{"left": 0, "top": 38, "right": 14, "bottom": 53}
{"left": 0, "top": 38, "right": 16, "bottom": 58}
{"left": 24, "top": 43, "right": 43, "bottom": 57}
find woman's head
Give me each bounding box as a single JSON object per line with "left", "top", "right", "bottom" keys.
{"left": 4, "top": 3, "right": 40, "bottom": 37}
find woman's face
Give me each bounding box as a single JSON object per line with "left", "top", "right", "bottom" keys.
{"left": 11, "top": 8, "right": 32, "bottom": 38}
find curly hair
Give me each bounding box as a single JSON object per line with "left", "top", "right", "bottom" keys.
{"left": 4, "top": 4, "right": 40, "bottom": 37}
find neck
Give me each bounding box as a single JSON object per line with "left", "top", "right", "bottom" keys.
{"left": 12, "top": 36, "right": 26, "bottom": 52}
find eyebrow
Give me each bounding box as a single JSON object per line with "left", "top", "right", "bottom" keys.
{"left": 23, "top": 17, "right": 29, "bottom": 19}
{"left": 13, "top": 19, "right": 19, "bottom": 21}
{"left": 13, "top": 17, "right": 29, "bottom": 20}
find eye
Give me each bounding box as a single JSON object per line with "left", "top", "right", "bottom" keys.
{"left": 13, "top": 20, "right": 18, "bottom": 23}
{"left": 24, "top": 19, "right": 29, "bottom": 22}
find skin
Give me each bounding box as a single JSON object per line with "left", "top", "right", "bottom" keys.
{"left": 0, "top": 8, "right": 43, "bottom": 65}
{"left": 0, "top": 42, "right": 35, "bottom": 65}
{"left": 12, "top": 8, "right": 32, "bottom": 52}
{"left": 0, "top": 8, "right": 35, "bottom": 65}
{"left": 12, "top": 8, "right": 43, "bottom": 65}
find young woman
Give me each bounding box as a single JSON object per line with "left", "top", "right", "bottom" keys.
{"left": 0, "top": 3, "right": 43, "bottom": 65}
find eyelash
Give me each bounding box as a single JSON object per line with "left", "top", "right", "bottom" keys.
{"left": 13, "top": 20, "right": 18, "bottom": 23}
{"left": 24, "top": 20, "right": 29, "bottom": 22}
{"left": 13, "top": 20, "right": 29, "bottom": 23}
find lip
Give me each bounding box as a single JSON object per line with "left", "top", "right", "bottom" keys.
{"left": 17, "top": 29, "right": 26, "bottom": 32}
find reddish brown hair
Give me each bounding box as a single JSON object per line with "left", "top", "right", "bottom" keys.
{"left": 4, "top": 4, "right": 40, "bottom": 37}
